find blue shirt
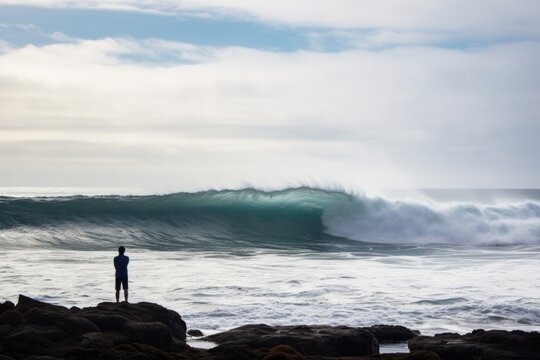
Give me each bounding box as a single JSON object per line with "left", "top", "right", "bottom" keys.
{"left": 114, "top": 254, "right": 129, "bottom": 278}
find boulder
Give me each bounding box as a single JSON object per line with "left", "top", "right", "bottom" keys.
{"left": 55, "top": 316, "right": 100, "bottom": 336}
{"left": 0, "top": 301, "right": 15, "bottom": 315}
{"left": 16, "top": 295, "right": 67, "bottom": 313}
{"left": 0, "top": 310, "right": 24, "bottom": 326}
{"left": 0, "top": 295, "right": 188, "bottom": 359}
{"left": 27, "top": 308, "right": 66, "bottom": 326}
{"left": 366, "top": 324, "right": 420, "bottom": 343}
{"left": 206, "top": 324, "right": 379, "bottom": 357}
{"left": 78, "top": 332, "right": 115, "bottom": 349}
{"left": 409, "top": 329, "right": 540, "bottom": 360}
{"left": 188, "top": 328, "right": 204, "bottom": 337}
{"left": 123, "top": 321, "right": 173, "bottom": 351}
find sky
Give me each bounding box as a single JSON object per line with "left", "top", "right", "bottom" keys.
{"left": 0, "top": 1, "right": 539, "bottom": 191}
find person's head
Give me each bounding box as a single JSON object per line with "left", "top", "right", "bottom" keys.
{"left": 118, "top": 246, "right": 126, "bottom": 255}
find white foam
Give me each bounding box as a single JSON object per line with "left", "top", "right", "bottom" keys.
{"left": 322, "top": 195, "right": 540, "bottom": 245}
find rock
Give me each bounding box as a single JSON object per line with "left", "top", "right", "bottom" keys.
{"left": 79, "top": 301, "right": 187, "bottom": 341}
{"left": 55, "top": 316, "right": 100, "bottom": 336}
{"left": 123, "top": 321, "right": 173, "bottom": 351}
{"left": 27, "top": 308, "right": 66, "bottom": 326}
{"left": 16, "top": 295, "right": 67, "bottom": 313}
{"left": 207, "top": 344, "right": 261, "bottom": 360}
{"left": 82, "top": 314, "right": 129, "bottom": 331}
{"left": 409, "top": 329, "right": 540, "bottom": 360}
{"left": 0, "top": 295, "right": 188, "bottom": 359}
{"left": 262, "top": 345, "right": 305, "bottom": 360}
{"left": 188, "top": 328, "right": 204, "bottom": 337}
{"left": 0, "top": 310, "right": 24, "bottom": 326}
{"left": 78, "top": 332, "right": 115, "bottom": 349}
{"left": 367, "top": 324, "right": 420, "bottom": 343}
{"left": 0, "top": 301, "right": 15, "bottom": 315}
{"left": 1, "top": 327, "right": 69, "bottom": 355}
{"left": 206, "top": 324, "right": 379, "bottom": 357}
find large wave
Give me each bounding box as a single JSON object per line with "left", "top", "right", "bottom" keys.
{"left": 0, "top": 187, "right": 539, "bottom": 250}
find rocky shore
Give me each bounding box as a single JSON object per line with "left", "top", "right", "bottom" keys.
{"left": 0, "top": 295, "right": 538, "bottom": 359}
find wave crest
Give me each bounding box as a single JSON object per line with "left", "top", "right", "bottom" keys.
{"left": 1, "top": 187, "right": 539, "bottom": 249}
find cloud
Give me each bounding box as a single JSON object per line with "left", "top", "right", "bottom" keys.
{"left": 1, "top": 0, "right": 539, "bottom": 36}
{"left": 0, "top": 37, "right": 539, "bottom": 189}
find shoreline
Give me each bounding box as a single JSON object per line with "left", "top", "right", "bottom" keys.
{"left": 1, "top": 295, "right": 538, "bottom": 359}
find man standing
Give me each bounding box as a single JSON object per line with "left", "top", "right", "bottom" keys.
{"left": 114, "top": 246, "right": 129, "bottom": 303}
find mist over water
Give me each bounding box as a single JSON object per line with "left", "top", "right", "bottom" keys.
{"left": 1, "top": 187, "right": 539, "bottom": 335}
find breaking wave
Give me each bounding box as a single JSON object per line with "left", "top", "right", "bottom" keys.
{"left": 0, "top": 187, "right": 539, "bottom": 250}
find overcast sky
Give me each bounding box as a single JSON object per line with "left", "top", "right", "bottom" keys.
{"left": 1, "top": 1, "right": 539, "bottom": 191}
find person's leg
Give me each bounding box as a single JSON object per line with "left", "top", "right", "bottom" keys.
{"left": 115, "top": 277, "right": 121, "bottom": 303}
{"left": 122, "top": 277, "right": 129, "bottom": 303}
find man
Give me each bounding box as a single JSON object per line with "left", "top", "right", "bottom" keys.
{"left": 114, "top": 246, "right": 129, "bottom": 303}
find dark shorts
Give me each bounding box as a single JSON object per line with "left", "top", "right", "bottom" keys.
{"left": 115, "top": 277, "right": 128, "bottom": 290}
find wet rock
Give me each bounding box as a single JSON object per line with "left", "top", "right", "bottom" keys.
{"left": 188, "top": 329, "right": 204, "bottom": 337}
{"left": 366, "top": 325, "right": 420, "bottom": 343}
{"left": 206, "top": 324, "right": 379, "bottom": 357}
{"left": 408, "top": 329, "right": 540, "bottom": 360}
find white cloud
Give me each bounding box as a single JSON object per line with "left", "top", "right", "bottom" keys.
{"left": 0, "top": 37, "right": 539, "bottom": 189}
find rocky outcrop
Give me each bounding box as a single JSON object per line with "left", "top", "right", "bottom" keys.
{"left": 0, "top": 295, "right": 187, "bottom": 359}
{"left": 408, "top": 329, "right": 540, "bottom": 360}
{"left": 206, "top": 324, "right": 379, "bottom": 356}
{"left": 366, "top": 325, "right": 419, "bottom": 343}
{"left": 2, "top": 296, "right": 535, "bottom": 360}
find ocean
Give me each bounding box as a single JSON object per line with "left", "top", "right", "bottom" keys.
{"left": 1, "top": 187, "right": 539, "bottom": 337}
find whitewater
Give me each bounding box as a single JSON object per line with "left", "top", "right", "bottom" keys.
{"left": 1, "top": 187, "right": 539, "bottom": 336}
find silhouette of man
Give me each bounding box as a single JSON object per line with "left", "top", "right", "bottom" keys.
{"left": 114, "top": 246, "right": 129, "bottom": 303}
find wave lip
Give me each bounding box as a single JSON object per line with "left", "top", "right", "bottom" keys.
{"left": 322, "top": 195, "right": 540, "bottom": 246}
{"left": 1, "top": 187, "right": 540, "bottom": 249}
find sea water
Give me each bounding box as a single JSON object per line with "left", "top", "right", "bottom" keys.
{"left": 0, "top": 187, "right": 539, "bottom": 336}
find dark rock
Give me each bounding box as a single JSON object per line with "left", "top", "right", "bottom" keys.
{"left": 80, "top": 301, "right": 187, "bottom": 341}
{"left": 206, "top": 324, "right": 378, "bottom": 357}
{"left": 367, "top": 324, "right": 420, "bottom": 343}
{"left": 83, "top": 314, "right": 129, "bottom": 331}
{"left": 27, "top": 308, "right": 66, "bottom": 325}
{"left": 409, "top": 329, "right": 540, "bottom": 360}
{"left": 0, "top": 301, "right": 15, "bottom": 315}
{"left": 78, "top": 332, "right": 115, "bottom": 349}
{"left": 0, "top": 295, "right": 187, "bottom": 359}
{"left": 399, "top": 351, "right": 442, "bottom": 359}
{"left": 2, "top": 327, "right": 69, "bottom": 355}
{"left": 123, "top": 321, "right": 173, "bottom": 351}
{"left": 16, "top": 295, "right": 67, "bottom": 313}
{"left": 0, "top": 310, "right": 24, "bottom": 326}
{"left": 208, "top": 344, "right": 261, "bottom": 360}
{"left": 0, "top": 355, "right": 16, "bottom": 360}
{"left": 262, "top": 345, "right": 305, "bottom": 360}
{"left": 188, "top": 329, "right": 204, "bottom": 337}
{"left": 56, "top": 316, "right": 100, "bottom": 336}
